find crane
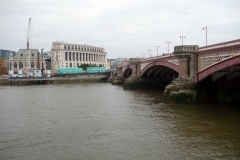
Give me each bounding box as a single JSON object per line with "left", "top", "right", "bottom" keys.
{"left": 24, "top": 18, "right": 32, "bottom": 75}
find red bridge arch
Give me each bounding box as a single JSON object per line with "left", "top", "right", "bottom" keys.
{"left": 198, "top": 55, "right": 240, "bottom": 82}
{"left": 122, "top": 63, "right": 132, "bottom": 76}
{"left": 141, "top": 61, "right": 179, "bottom": 77}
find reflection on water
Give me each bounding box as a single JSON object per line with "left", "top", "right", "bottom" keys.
{"left": 0, "top": 83, "right": 239, "bottom": 160}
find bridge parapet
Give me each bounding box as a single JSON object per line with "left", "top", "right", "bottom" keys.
{"left": 197, "top": 40, "right": 240, "bottom": 72}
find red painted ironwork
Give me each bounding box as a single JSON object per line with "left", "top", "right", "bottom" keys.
{"left": 198, "top": 55, "right": 240, "bottom": 82}
{"left": 122, "top": 64, "right": 132, "bottom": 76}
{"left": 141, "top": 61, "right": 179, "bottom": 77}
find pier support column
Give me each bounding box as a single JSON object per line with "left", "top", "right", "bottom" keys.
{"left": 131, "top": 64, "right": 137, "bottom": 77}
{"left": 107, "top": 71, "right": 114, "bottom": 82}
{"left": 123, "top": 64, "right": 146, "bottom": 89}
{"left": 164, "top": 45, "right": 199, "bottom": 103}
{"left": 112, "top": 67, "right": 124, "bottom": 84}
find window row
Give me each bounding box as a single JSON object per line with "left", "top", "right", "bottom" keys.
{"left": 20, "top": 53, "right": 35, "bottom": 57}
{"left": 64, "top": 45, "right": 103, "bottom": 52}
{"left": 53, "top": 52, "right": 105, "bottom": 62}
{"left": 63, "top": 63, "right": 105, "bottom": 68}
{"left": 11, "top": 62, "right": 41, "bottom": 69}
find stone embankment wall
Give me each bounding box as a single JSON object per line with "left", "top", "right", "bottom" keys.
{"left": 0, "top": 77, "right": 106, "bottom": 85}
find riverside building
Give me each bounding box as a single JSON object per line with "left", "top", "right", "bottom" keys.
{"left": 8, "top": 49, "right": 45, "bottom": 74}
{"left": 51, "top": 42, "right": 107, "bottom": 74}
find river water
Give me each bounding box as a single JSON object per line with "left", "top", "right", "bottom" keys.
{"left": 0, "top": 83, "right": 240, "bottom": 160}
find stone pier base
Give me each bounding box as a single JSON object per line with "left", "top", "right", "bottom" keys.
{"left": 123, "top": 75, "right": 146, "bottom": 89}
{"left": 107, "top": 76, "right": 113, "bottom": 83}
{"left": 112, "top": 76, "right": 125, "bottom": 85}
{"left": 164, "top": 77, "right": 196, "bottom": 103}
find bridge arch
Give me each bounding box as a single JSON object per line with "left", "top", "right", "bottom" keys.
{"left": 122, "top": 64, "right": 132, "bottom": 78}
{"left": 141, "top": 61, "right": 179, "bottom": 77}
{"left": 198, "top": 55, "right": 240, "bottom": 82}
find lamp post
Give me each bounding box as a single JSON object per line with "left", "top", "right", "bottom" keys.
{"left": 166, "top": 41, "right": 171, "bottom": 54}
{"left": 147, "top": 50, "right": 152, "bottom": 57}
{"left": 180, "top": 35, "right": 186, "bottom": 45}
{"left": 155, "top": 46, "right": 160, "bottom": 56}
{"left": 203, "top": 26, "right": 208, "bottom": 46}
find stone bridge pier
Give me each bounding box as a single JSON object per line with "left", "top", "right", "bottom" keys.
{"left": 164, "top": 45, "right": 199, "bottom": 103}
{"left": 112, "top": 67, "right": 125, "bottom": 84}
{"left": 107, "top": 70, "right": 115, "bottom": 82}
{"left": 123, "top": 63, "right": 146, "bottom": 88}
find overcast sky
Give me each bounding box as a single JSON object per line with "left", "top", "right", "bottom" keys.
{"left": 0, "top": 0, "right": 239, "bottom": 59}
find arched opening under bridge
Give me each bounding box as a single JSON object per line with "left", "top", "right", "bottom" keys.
{"left": 197, "top": 56, "right": 240, "bottom": 104}
{"left": 141, "top": 61, "right": 179, "bottom": 89}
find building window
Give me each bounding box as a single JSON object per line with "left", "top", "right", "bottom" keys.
{"left": 77, "top": 63, "right": 79, "bottom": 67}
{"left": 68, "top": 46, "right": 70, "bottom": 50}
{"left": 19, "top": 62, "right": 23, "bottom": 69}
{"left": 65, "top": 52, "right": 68, "bottom": 61}
{"left": 64, "top": 45, "right": 66, "bottom": 49}
{"left": 76, "top": 53, "right": 78, "bottom": 61}
{"left": 32, "top": 54, "right": 34, "bottom": 56}
{"left": 69, "top": 52, "right": 71, "bottom": 61}
{"left": 31, "top": 62, "right": 34, "bottom": 68}
{"left": 21, "top": 54, "right": 23, "bottom": 57}
{"left": 14, "top": 62, "right": 17, "bottom": 68}
{"left": 70, "top": 63, "right": 72, "bottom": 67}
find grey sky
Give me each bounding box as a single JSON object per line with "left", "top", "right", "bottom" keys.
{"left": 0, "top": 0, "right": 239, "bottom": 58}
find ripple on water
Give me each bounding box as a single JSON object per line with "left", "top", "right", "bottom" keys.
{"left": 0, "top": 84, "right": 239, "bottom": 160}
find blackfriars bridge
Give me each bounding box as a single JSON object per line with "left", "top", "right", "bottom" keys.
{"left": 108, "top": 39, "right": 240, "bottom": 103}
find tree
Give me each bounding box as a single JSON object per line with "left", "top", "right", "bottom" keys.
{"left": 79, "top": 63, "right": 99, "bottom": 70}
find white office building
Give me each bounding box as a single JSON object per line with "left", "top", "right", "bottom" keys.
{"left": 51, "top": 42, "right": 107, "bottom": 74}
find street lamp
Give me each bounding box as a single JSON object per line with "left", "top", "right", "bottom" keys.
{"left": 180, "top": 35, "right": 186, "bottom": 45}
{"left": 166, "top": 41, "right": 171, "bottom": 54}
{"left": 203, "top": 26, "right": 208, "bottom": 46}
{"left": 147, "top": 50, "right": 152, "bottom": 57}
{"left": 155, "top": 46, "right": 160, "bottom": 56}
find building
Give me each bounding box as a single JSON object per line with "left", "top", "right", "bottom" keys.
{"left": 43, "top": 51, "right": 51, "bottom": 59}
{"left": 0, "top": 57, "right": 6, "bottom": 75}
{"left": 8, "top": 49, "right": 45, "bottom": 74}
{"left": 0, "top": 49, "right": 17, "bottom": 59}
{"left": 0, "top": 49, "right": 17, "bottom": 72}
{"left": 51, "top": 42, "right": 107, "bottom": 74}
{"left": 110, "top": 58, "right": 130, "bottom": 69}
{"left": 106, "top": 59, "right": 111, "bottom": 70}
{"left": 43, "top": 51, "right": 52, "bottom": 70}
{"left": 0, "top": 57, "right": 6, "bottom": 68}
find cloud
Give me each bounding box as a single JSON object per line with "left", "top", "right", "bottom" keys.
{"left": 0, "top": 0, "right": 239, "bottom": 58}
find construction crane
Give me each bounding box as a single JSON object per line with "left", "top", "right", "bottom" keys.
{"left": 25, "top": 18, "right": 32, "bottom": 72}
